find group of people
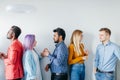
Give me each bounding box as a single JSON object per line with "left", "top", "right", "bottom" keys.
{"left": 0, "top": 26, "right": 120, "bottom": 80}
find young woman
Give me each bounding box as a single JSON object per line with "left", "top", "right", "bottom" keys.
{"left": 22, "top": 34, "right": 42, "bottom": 80}
{"left": 68, "top": 30, "right": 88, "bottom": 80}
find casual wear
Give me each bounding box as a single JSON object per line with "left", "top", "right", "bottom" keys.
{"left": 48, "top": 41, "right": 68, "bottom": 80}
{"left": 95, "top": 41, "right": 120, "bottom": 80}
{"left": 22, "top": 50, "right": 36, "bottom": 80}
{"left": 70, "top": 64, "right": 85, "bottom": 80}
{"left": 95, "top": 72, "right": 114, "bottom": 80}
{"left": 68, "top": 43, "right": 87, "bottom": 80}
{"left": 4, "top": 39, "right": 23, "bottom": 79}
{"left": 32, "top": 50, "right": 42, "bottom": 80}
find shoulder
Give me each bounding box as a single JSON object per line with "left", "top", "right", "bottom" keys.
{"left": 96, "top": 43, "right": 103, "bottom": 50}
{"left": 25, "top": 50, "right": 33, "bottom": 56}
{"left": 10, "top": 40, "right": 23, "bottom": 50}
{"left": 58, "top": 42, "right": 67, "bottom": 49}
{"left": 68, "top": 44, "right": 74, "bottom": 48}
{"left": 110, "top": 42, "right": 120, "bottom": 49}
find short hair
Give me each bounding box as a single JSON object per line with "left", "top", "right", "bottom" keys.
{"left": 53, "top": 27, "right": 66, "bottom": 40}
{"left": 99, "top": 28, "right": 111, "bottom": 35}
{"left": 11, "top": 25, "right": 21, "bottom": 39}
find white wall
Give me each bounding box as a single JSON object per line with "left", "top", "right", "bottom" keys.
{"left": 0, "top": 0, "right": 120, "bottom": 80}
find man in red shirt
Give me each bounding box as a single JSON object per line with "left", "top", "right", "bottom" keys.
{"left": 0, "top": 26, "right": 23, "bottom": 80}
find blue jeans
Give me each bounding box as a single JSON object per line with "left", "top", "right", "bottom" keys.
{"left": 95, "top": 72, "right": 114, "bottom": 80}
{"left": 70, "top": 63, "right": 85, "bottom": 80}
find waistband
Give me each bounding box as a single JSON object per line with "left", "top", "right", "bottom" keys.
{"left": 52, "top": 73, "right": 68, "bottom": 76}
{"left": 97, "top": 68, "right": 114, "bottom": 74}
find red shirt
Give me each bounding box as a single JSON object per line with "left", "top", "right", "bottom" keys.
{"left": 4, "top": 39, "right": 23, "bottom": 79}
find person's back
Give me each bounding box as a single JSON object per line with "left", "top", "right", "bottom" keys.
{"left": 0, "top": 26, "right": 24, "bottom": 80}
{"left": 22, "top": 50, "right": 36, "bottom": 80}
{"left": 41, "top": 28, "right": 68, "bottom": 80}
{"left": 5, "top": 39, "right": 23, "bottom": 79}
{"left": 68, "top": 30, "right": 88, "bottom": 80}
{"left": 22, "top": 34, "right": 37, "bottom": 80}
{"left": 50, "top": 41, "right": 68, "bottom": 73}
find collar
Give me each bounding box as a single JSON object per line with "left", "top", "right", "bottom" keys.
{"left": 102, "top": 41, "right": 111, "bottom": 46}
{"left": 55, "top": 41, "right": 64, "bottom": 47}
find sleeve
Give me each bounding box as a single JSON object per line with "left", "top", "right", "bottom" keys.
{"left": 94, "top": 46, "right": 99, "bottom": 68}
{"left": 4, "top": 48, "right": 18, "bottom": 65}
{"left": 26, "top": 52, "right": 36, "bottom": 79}
{"left": 114, "top": 45, "right": 120, "bottom": 60}
{"left": 68, "top": 45, "right": 84, "bottom": 65}
{"left": 48, "top": 46, "right": 67, "bottom": 66}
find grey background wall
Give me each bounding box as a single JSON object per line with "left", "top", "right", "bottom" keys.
{"left": 0, "top": 0, "right": 120, "bottom": 80}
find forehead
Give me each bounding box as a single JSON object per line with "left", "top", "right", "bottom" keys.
{"left": 99, "top": 31, "right": 106, "bottom": 34}
{"left": 54, "top": 32, "right": 58, "bottom": 35}
{"left": 8, "top": 28, "right": 13, "bottom": 32}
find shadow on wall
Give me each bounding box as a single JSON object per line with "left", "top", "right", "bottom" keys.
{"left": 83, "top": 33, "right": 95, "bottom": 80}
{"left": 114, "top": 34, "right": 120, "bottom": 80}
{"left": 0, "top": 60, "right": 5, "bottom": 80}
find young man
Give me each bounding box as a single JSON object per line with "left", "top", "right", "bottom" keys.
{"left": 0, "top": 26, "right": 23, "bottom": 80}
{"left": 41, "top": 28, "right": 68, "bottom": 80}
{"left": 94, "top": 28, "right": 120, "bottom": 80}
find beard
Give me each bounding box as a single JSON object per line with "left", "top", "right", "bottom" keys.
{"left": 7, "top": 35, "right": 12, "bottom": 39}
{"left": 54, "top": 39, "right": 59, "bottom": 43}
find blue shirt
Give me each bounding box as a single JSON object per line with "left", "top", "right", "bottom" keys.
{"left": 48, "top": 41, "right": 68, "bottom": 73}
{"left": 95, "top": 41, "right": 120, "bottom": 72}
{"left": 22, "top": 50, "right": 36, "bottom": 80}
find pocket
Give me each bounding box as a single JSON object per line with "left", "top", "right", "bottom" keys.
{"left": 105, "top": 73, "right": 114, "bottom": 78}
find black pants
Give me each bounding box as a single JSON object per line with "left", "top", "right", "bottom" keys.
{"left": 7, "top": 78, "right": 21, "bottom": 80}
{"left": 51, "top": 73, "right": 68, "bottom": 80}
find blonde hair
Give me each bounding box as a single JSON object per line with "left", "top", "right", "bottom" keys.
{"left": 70, "top": 30, "right": 83, "bottom": 55}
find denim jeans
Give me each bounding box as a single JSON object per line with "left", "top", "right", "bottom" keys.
{"left": 70, "top": 63, "right": 85, "bottom": 80}
{"left": 95, "top": 72, "right": 114, "bottom": 80}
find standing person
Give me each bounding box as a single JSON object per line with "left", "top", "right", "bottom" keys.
{"left": 0, "top": 26, "right": 23, "bottom": 80}
{"left": 94, "top": 28, "right": 120, "bottom": 80}
{"left": 22, "top": 34, "right": 42, "bottom": 80}
{"left": 68, "top": 30, "right": 88, "bottom": 80}
{"left": 41, "top": 28, "right": 68, "bottom": 80}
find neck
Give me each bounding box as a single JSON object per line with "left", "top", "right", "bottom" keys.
{"left": 11, "top": 38, "right": 17, "bottom": 42}
{"left": 102, "top": 39, "right": 110, "bottom": 45}
{"left": 58, "top": 39, "right": 63, "bottom": 43}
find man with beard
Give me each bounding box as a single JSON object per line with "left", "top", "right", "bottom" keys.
{"left": 41, "top": 27, "right": 68, "bottom": 80}
{"left": 0, "top": 26, "right": 23, "bottom": 80}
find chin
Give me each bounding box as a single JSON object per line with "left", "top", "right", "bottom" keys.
{"left": 54, "top": 41, "right": 58, "bottom": 43}
{"left": 7, "top": 37, "right": 11, "bottom": 39}
{"left": 100, "top": 40, "right": 103, "bottom": 42}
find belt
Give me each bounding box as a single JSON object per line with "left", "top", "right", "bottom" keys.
{"left": 97, "top": 68, "right": 113, "bottom": 74}
{"left": 52, "top": 73, "right": 67, "bottom": 76}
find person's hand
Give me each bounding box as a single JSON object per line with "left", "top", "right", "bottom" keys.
{"left": 0, "top": 53, "right": 2, "bottom": 58}
{"left": 45, "top": 64, "right": 49, "bottom": 72}
{"left": 82, "top": 56, "right": 88, "bottom": 60}
{"left": 84, "top": 50, "right": 89, "bottom": 56}
{"left": 0, "top": 52, "right": 7, "bottom": 59}
{"left": 94, "top": 68, "right": 97, "bottom": 74}
{"left": 41, "top": 48, "right": 50, "bottom": 57}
